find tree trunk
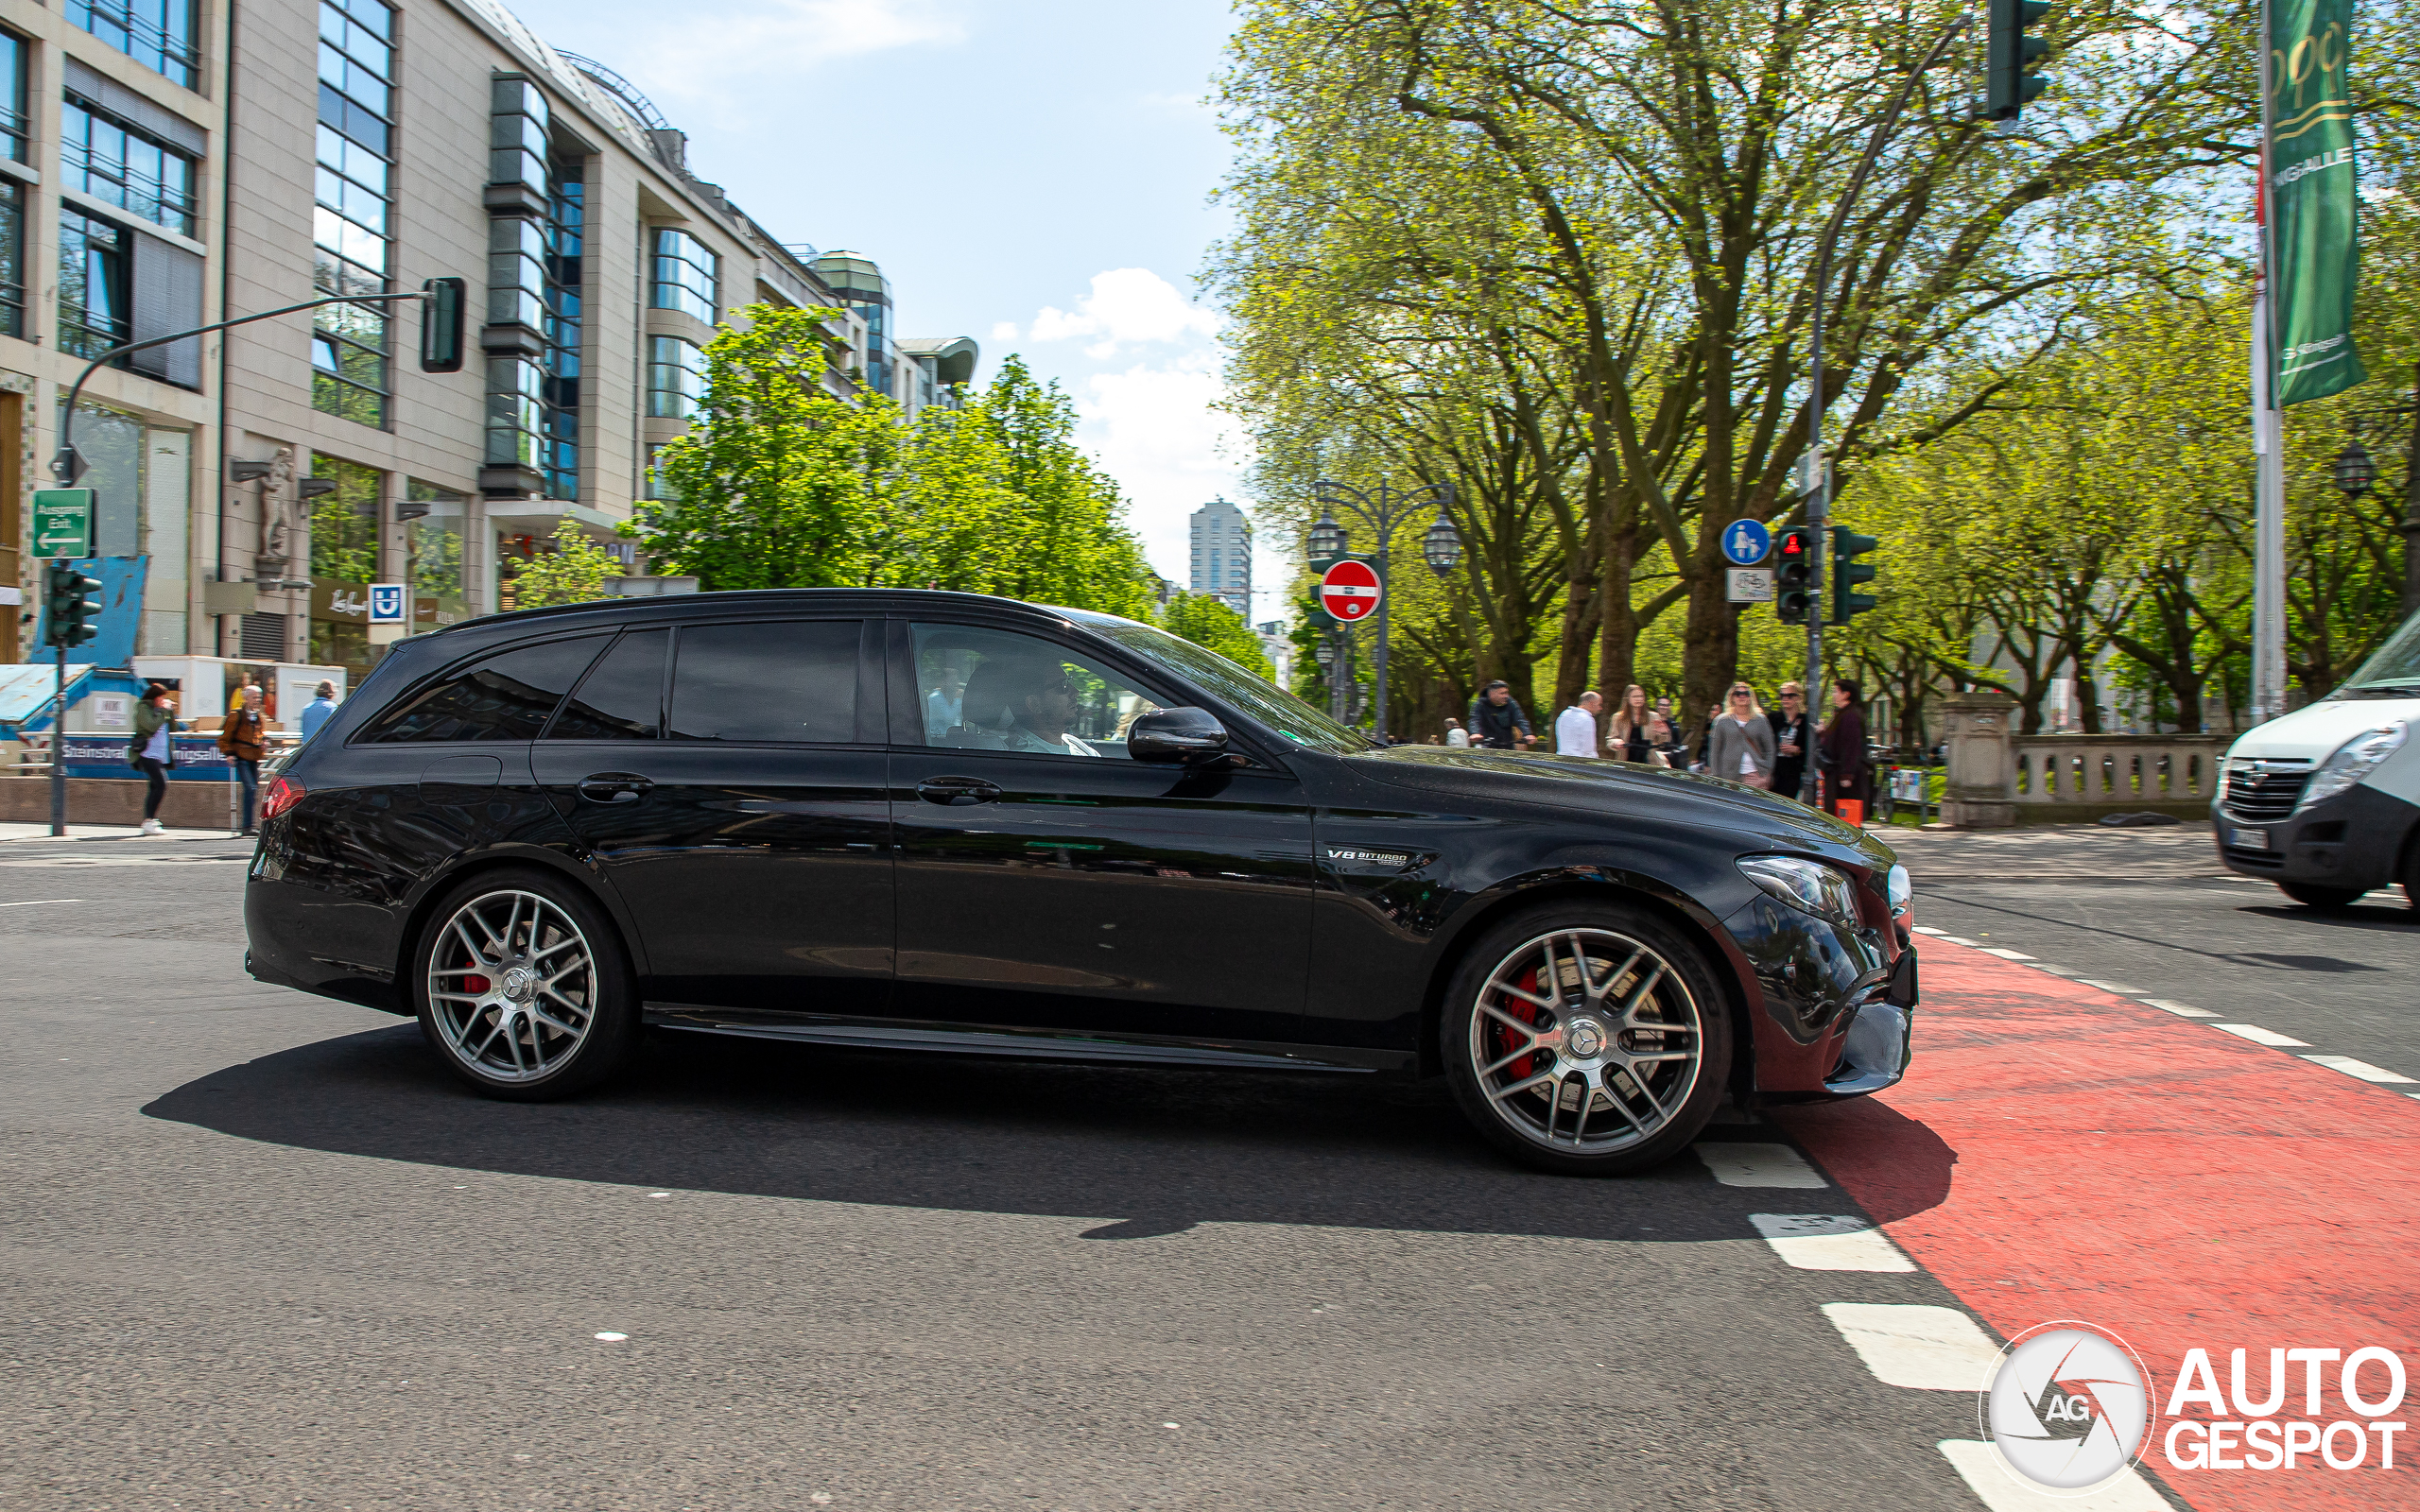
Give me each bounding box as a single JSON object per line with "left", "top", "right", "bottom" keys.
{"left": 1679, "top": 545, "right": 1740, "bottom": 760}
{"left": 1596, "top": 510, "right": 1638, "bottom": 703}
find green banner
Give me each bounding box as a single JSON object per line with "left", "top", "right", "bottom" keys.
{"left": 2268, "top": 0, "right": 2365, "bottom": 406}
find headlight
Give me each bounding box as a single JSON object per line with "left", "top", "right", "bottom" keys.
{"left": 1886, "top": 863, "right": 1911, "bottom": 923}
{"left": 2294, "top": 721, "right": 2408, "bottom": 814}
{"left": 1738, "top": 855, "right": 1860, "bottom": 925}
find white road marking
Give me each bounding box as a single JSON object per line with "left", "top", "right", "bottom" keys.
{"left": 1820, "top": 1303, "right": 2001, "bottom": 1390}
{"left": 2211, "top": 1023, "right": 2310, "bottom": 1047}
{"left": 1937, "top": 935, "right": 1979, "bottom": 946}
{"left": 2301, "top": 1055, "right": 2418, "bottom": 1084}
{"left": 0, "top": 898, "right": 81, "bottom": 908}
{"left": 1750, "top": 1214, "right": 1916, "bottom": 1272}
{"left": 1693, "top": 1143, "right": 1825, "bottom": 1189}
{"left": 1910, "top": 925, "right": 1945, "bottom": 936}
{"left": 2141, "top": 998, "right": 2219, "bottom": 1018}
{"left": 1938, "top": 1440, "right": 2170, "bottom": 1510}
{"left": 2075, "top": 979, "right": 2151, "bottom": 995}
{"left": 593, "top": 1332, "right": 628, "bottom": 1342}
{"left": 1976, "top": 947, "right": 2035, "bottom": 960}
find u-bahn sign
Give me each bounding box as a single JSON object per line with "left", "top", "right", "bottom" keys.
{"left": 1319, "top": 558, "right": 1383, "bottom": 623}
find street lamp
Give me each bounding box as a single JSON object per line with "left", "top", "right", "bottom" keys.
{"left": 2334, "top": 438, "right": 2377, "bottom": 497}
{"left": 1305, "top": 476, "right": 1456, "bottom": 740}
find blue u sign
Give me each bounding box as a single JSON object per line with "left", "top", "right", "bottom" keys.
{"left": 368, "top": 583, "right": 406, "bottom": 624}
{"left": 1721, "top": 519, "right": 1772, "bottom": 567}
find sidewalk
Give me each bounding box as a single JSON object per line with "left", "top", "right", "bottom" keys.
{"left": 1871, "top": 817, "right": 2229, "bottom": 883}
{"left": 0, "top": 821, "right": 248, "bottom": 843}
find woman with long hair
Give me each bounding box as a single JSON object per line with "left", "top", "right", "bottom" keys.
{"left": 1604, "top": 684, "right": 1670, "bottom": 763}
{"left": 1705, "top": 683, "right": 1778, "bottom": 789}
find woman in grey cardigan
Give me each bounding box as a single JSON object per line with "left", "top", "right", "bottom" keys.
{"left": 1705, "top": 683, "right": 1778, "bottom": 789}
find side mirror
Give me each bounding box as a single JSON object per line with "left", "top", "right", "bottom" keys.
{"left": 1128, "top": 707, "right": 1229, "bottom": 765}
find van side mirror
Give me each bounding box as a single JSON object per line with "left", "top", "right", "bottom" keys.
{"left": 1128, "top": 707, "right": 1228, "bottom": 765}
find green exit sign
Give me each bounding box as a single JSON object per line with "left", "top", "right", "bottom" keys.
{"left": 32, "top": 490, "right": 93, "bottom": 558}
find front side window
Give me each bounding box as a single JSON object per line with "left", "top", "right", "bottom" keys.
{"left": 66, "top": 0, "right": 199, "bottom": 91}
{"left": 650, "top": 228, "right": 717, "bottom": 324}
{"left": 365, "top": 635, "right": 607, "bottom": 744}
{"left": 667, "top": 621, "right": 860, "bottom": 744}
{"left": 62, "top": 95, "right": 199, "bottom": 236}
{"left": 59, "top": 210, "right": 130, "bottom": 360}
{"left": 908, "top": 623, "right": 1164, "bottom": 758}
{"left": 1060, "top": 609, "right": 1374, "bottom": 755}
{"left": 312, "top": 0, "right": 396, "bottom": 426}
{"left": 647, "top": 335, "right": 703, "bottom": 420}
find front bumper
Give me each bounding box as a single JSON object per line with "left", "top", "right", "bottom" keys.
{"left": 2213, "top": 783, "right": 2419, "bottom": 891}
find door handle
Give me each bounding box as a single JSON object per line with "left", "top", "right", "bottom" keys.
{"left": 578, "top": 773, "right": 653, "bottom": 804}
{"left": 916, "top": 776, "right": 1001, "bottom": 806}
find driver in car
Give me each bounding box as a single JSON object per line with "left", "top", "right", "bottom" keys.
{"left": 958, "top": 660, "right": 1103, "bottom": 757}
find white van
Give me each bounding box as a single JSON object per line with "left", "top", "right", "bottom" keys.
{"left": 2215, "top": 610, "right": 2420, "bottom": 910}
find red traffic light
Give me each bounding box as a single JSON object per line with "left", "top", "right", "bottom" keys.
{"left": 1779, "top": 528, "right": 1807, "bottom": 556}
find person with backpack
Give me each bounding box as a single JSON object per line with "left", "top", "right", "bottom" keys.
{"left": 219, "top": 685, "right": 268, "bottom": 836}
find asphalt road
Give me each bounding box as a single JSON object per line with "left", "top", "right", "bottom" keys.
{"left": 0, "top": 826, "right": 2039, "bottom": 1512}
{"left": 1885, "top": 820, "right": 2420, "bottom": 1087}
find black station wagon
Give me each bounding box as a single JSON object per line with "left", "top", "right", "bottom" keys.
{"left": 245, "top": 590, "right": 1916, "bottom": 1175}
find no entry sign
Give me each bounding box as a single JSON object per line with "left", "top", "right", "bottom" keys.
{"left": 1319, "top": 558, "right": 1383, "bottom": 622}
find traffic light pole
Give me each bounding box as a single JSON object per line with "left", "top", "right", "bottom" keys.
{"left": 50, "top": 618, "right": 66, "bottom": 836}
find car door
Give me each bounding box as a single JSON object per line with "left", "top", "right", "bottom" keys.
{"left": 886, "top": 617, "right": 1316, "bottom": 1047}
{"left": 530, "top": 617, "right": 893, "bottom": 1018}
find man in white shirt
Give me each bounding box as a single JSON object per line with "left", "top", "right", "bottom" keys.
{"left": 1555, "top": 690, "right": 1603, "bottom": 757}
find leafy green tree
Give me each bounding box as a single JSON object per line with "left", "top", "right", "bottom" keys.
{"left": 1161, "top": 592, "right": 1275, "bottom": 679}
{"left": 512, "top": 521, "right": 627, "bottom": 610}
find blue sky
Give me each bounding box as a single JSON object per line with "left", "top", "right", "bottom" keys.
{"left": 507, "top": 0, "right": 1271, "bottom": 616}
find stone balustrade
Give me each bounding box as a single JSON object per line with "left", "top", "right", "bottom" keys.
{"left": 1937, "top": 690, "right": 2228, "bottom": 826}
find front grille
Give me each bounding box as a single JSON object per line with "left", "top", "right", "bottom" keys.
{"left": 2221, "top": 766, "right": 2311, "bottom": 823}
{"left": 2221, "top": 845, "right": 2285, "bottom": 871}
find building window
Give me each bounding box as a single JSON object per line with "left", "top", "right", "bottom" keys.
{"left": 649, "top": 228, "right": 717, "bottom": 325}
{"left": 0, "top": 180, "right": 22, "bottom": 338}
{"left": 0, "top": 30, "right": 26, "bottom": 163}
{"left": 312, "top": 0, "right": 395, "bottom": 427}
{"left": 66, "top": 0, "right": 199, "bottom": 91}
{"left": 543, "top": 158, "right": 584, "bottom": 499}
{"left": 404, "top": 479, "right": 467, "bottom": 616}
{"left": 59, "top": 210, "right": 131, "bottom": 360}
{"left": 62, "top": 94, "right": 199, "bottom": 237}
{"left": 307, "top": 453, "right": 382, "bottom": 582}
{"left": 645, "top": 443, "right": 682, "bottom": 505}
{"left": 647, "top": 335, "right": 703, "bottom": 420}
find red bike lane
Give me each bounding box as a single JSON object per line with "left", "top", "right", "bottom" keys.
{"left": 1773, "top": 938, "right": 2419, "bottom": 1512}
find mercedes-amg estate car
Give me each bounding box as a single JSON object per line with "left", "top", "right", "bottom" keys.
{"left": 244, "top": 590, "right": 1917, "bottom": 1175}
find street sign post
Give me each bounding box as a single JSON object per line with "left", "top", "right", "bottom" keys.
{"left": 33, "top": 490, "right": 94, "bottom": 558}
{"left": 1727, "top": 569, "right": 1774, "bottom": 603}
{"left": 1720, "top": 519, "right": 1772, "bottom": 567}
{"left": 1318, "top": 558, "right": 1383, "bottom": 624}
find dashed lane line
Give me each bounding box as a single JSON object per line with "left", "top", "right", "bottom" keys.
{"left": 2210, "top": 1022, "right": 2311, "bottom": 1047}
{"left": 1691, "top": 1142, "right": 1826, "bottom": 1189}
{"left": 1818, "top": 1303, "right": 2001, "bottom": 1390}
{"left": 2301, "top": 1054, "right": 2418, "bottom": 1085}
{"left": 2074, "top": 978, "right": 2152, "bottom": 995}
{"left": 1975, "top": 947, "right": 2035, "bottom": 960}
{"left": 1937, "top": 1440, "right": 2170, "bottom": 1511}
{"left": 0, "top": 898, "right": 82, "bottom": 908}
{"left": 2139, "top": 998, "right": 2219, "bottom": 1018}
{"left": 1749, "top": 1214, "right": 1916, "bottom": 1272}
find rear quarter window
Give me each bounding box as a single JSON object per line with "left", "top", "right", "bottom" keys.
{"left": 362, "top": 634, "right": 609, "bottom": 743}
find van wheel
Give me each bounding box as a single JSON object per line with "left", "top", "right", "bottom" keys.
{"left": 1442, "top": 902, "right": 1731, "bottom": 1177}
{"left": 411, "top": 868, "right": 639, "bottom": 1101}
{"left": 2277, "top": 882, "right": 2365, "bottom": 912}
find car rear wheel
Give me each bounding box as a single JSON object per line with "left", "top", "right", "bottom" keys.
{"left": 412, "top": 868, "right": 638, "bottom": 1101}
{"left": 2277, "top": 881, "right": 2366, "bottom": 911}
{"left": 1443, "top": 903, "right": 1731, "bottom": 1176}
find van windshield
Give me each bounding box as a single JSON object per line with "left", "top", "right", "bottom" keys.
{"left": 2336, "top": 610, "right": 2420, "bottom": 698}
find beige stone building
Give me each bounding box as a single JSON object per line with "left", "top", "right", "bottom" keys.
{"left": 4, "top": 0, "right": 973, "bottom": 681}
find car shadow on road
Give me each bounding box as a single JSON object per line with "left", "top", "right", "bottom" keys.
{"left": 141, "top": 1022, "right": 1864, "bottom": 1245}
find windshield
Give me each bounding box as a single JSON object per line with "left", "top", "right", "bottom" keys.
{"left": 1055, "top": 609, "right": 1379, "bottom": 755}
{"left": 2334, "top": 609, "right": 2420, "bottom": 698}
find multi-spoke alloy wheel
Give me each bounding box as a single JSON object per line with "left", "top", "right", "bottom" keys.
{"left": 1444, "top": 908, "right": 1728, "bottom": 1175}
{"left": 413, "top": 872, "right": 635, "bottom": 1099}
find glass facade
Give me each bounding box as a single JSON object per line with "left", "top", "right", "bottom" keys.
{"left": 62, "top": 94, "right": 199, "bottom": 236}
{"left": 650, "top": 228, "right": 717, "bottom": 324}
{"left": 307, "top": 452, "right": 382, "bottom": 583}
{"left": 59, "top": 210, "right": 130, "bottom": 359}
{"left": 66, "top": 0, "right": 199, "bottom": 91}
{"left": 647, "top": 335, "right": 703, "bottom": 420}
{"left": 543, "top": 159, "right": 584, "bottom": 499}
{"left": 312, "top": 0, "right": 395, "bottom": 426}
{"left": 0, "top": 30, "right": 26, "bottom": 163}
{"left": 406, "top": 479, "right": 468, "bottom": 615}
{"left": 484, "top": 77, "right": 550, "bottom": 484}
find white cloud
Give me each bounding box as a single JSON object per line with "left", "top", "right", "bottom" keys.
{"left": 615, "top": 0, "right": 964, "bottom": 107}
{"left": 1028, "top": 268, "right": 1221, "bottom": 359}
{"left": 989, "top": 320, "right": 1020, "bottom": 341}
{"left": 1075, "top": 352, "right": 1259, "bottom": 599}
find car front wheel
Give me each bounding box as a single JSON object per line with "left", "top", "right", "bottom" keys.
{"left": 1443, "top": 903, "right": 1731, "bottom": 1176}
{"left": 411, "top": 868, "right": 639, "bottom": 1101}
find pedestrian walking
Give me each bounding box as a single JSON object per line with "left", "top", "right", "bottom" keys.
{"left": 1443, "top": 717, "right": 1470, "bottom": 748}
{"left": 1467, "top": 681, "right": 1534, "bottom": 750}
{"left": 130, "top": 683, "right": 178, "bottom": 835}
{"left": 1555, "top": 690, "right": 1603, "bottom": 757}
{"left": 1706, "top": 684, "right": 1778, "bottom": 788}
{"left": 299, "top": 680, "right": 339, "bottom": 740}
{"left": 219, "top": 685, "right": 268, "bottom": 836}
{"left": 1606, "top": 685, "right": 1672, "bottom": 765}
{"left": 1819, "top": 679, "right": 1873, "bottom": 821}
{"left": 1689, "top": 702, "right": 1722, "bottom": 772}
{"left": 1768, "top": 681, "right": 1811, "bottom": 799}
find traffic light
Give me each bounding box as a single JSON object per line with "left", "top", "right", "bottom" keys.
{"left": 420, "top": 276, "right": 466, "bottom": 372}
{"left": 1830, "top": 526, "right": 1878, "bottom": 625}
{"left": 1986, "top": 0, "right": 2052, "bottom": 121}
{"left": 43, "top": 562, "right": 104, "bottom": 649}
{"left": 1775, "top": 527, "right": 1814, "bottom": 625}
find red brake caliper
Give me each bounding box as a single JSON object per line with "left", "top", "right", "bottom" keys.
{"left": 1491, "top": 968, "right": 1545, "bottom": 1080}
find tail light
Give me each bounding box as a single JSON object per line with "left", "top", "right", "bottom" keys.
{"left": 261, "top": 775, "right": 306, "bottom": 822}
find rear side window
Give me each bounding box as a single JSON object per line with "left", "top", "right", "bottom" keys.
{"left": 668, "top": 621, "right": 860, "bottom": 744}
{"left": 545, "top": 629, "right": 667, "bottom": 741}
{"left": 364, "top": 635, "right": 607, "bottom": 743}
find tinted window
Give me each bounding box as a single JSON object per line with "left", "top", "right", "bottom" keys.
{"left": 365, "top": 635, "right": 607, "bottom": 743}
{"left": 668, "top": 621, "right": 860, "bottom": 744}
{"left": 546, "top": 628, "right": 666, "bottom": 741}
{"left": 909, "top": 623, "right": 1164, "bottom": 757}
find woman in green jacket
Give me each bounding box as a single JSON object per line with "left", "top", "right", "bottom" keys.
{"left": 130, "top": 684, "right": 177, "bottom": 834}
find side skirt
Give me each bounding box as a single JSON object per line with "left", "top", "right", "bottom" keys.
{"left": 643, "top": 1005, "right": 1411, "bottom": 1075}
